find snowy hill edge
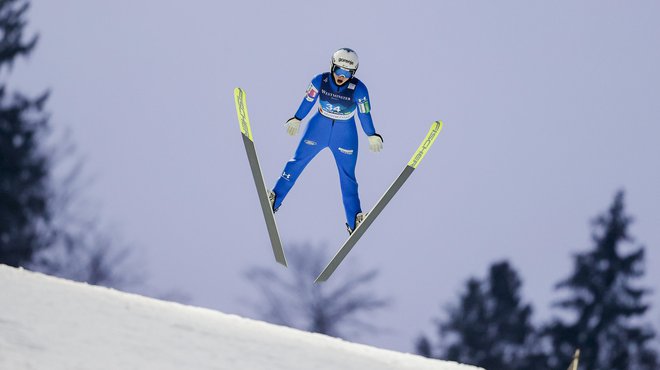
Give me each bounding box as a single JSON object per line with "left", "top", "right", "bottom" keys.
{"left": 0, "top": 264, "right": 484, "bottom": 370}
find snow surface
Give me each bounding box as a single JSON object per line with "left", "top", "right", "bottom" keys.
{"left": 0, "top": 265, "right": 483, "bottom": 370}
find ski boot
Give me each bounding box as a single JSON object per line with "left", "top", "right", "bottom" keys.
{"left": 268, "top": 190, "right": 279, "bottom": 213}
{"left": 346, "top": 212, "right": 368, "bottom": 235}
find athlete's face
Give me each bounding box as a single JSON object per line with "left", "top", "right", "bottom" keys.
{"left": 333, "top": 73, "right": 349, "bottom": 85}
{"left": 333, "top": 67, "right": 353, "bottom": 85}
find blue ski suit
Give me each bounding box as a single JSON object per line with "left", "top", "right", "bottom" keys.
{"left": 272, "top": 72, "right": 378, "bottom": 229}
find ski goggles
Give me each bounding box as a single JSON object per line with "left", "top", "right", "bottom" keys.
{"left": 333, "top": 67, "right": 353, "bottom": 79}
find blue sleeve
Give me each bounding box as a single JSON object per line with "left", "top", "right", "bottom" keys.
{"left": 354, "top": 81, "right": 376, "bottom": 136}
{"left": 294, "top": 74, "right": 323, "bottom": 120}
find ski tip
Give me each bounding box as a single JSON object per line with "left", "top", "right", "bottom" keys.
{"left": 234, "top": 87, "right": 246, "bottom": 102}
{"left": 407, "top": 120, "right": 443, "bottom": 168}
{"left": 234, "top": 87, "right": 253, "bottom": 141}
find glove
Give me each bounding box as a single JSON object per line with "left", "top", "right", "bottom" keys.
{"left": 284, "top": 117, "right": 301, "bottom": 136}
{"left": 368, "top": 134, "right": 383, "bottom": 152}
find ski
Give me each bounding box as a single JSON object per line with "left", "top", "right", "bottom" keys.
{"left": 315, "top": 121, "right": 443, "bottom": 283}
{"left": 233, "top": 87, "right": 287, "bottom": 267}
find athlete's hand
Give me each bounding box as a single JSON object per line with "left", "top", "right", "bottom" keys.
{"left": 368, "top": 134, "right": 383, "bottom": 152}
{"left": 284, "top": 117, "right": 301, "bottom": 136}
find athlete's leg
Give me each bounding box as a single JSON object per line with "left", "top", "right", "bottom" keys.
{"left": 272, "top": 114, "right": 330, "bottom": 209}
{"left": 329, "top": 119, "right": 362, "bottom": 229}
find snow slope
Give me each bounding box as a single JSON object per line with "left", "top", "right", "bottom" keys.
{"left": 0, "top": 265, "right": 483, "bottom": 370}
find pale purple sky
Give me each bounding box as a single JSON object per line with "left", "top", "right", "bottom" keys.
{"left": 12, "top": 0, "right": 660, "bottom": 351}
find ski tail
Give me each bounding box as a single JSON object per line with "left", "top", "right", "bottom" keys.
{"left": 233, "top": 87, "right": 287, "bottom": 267}
{"left": 314, "top": 121, "right": 443, "bottom": 283}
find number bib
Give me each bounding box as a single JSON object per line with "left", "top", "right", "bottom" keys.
{"left": 318, "top": 73, "right": 357, "bottom": 121}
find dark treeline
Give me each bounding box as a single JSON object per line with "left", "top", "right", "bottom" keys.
{"left": 418, "top": 190, "right": 659, "bottom": 370}
{"left": 0, "top": 0, "right": 49, "bottom": 269}
{"left": 0, "top": 0, "right": 138, "bottom": 288}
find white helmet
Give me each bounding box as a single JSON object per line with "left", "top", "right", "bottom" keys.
{"left": 331, "top": 48, "right": 359, "bottom": 75}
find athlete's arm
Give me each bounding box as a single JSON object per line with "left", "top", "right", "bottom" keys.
{"left": 354, "top": 81, "right": 377, "bottom": 136}
{"left": 293, "top": 74, "right": 323, "bottom": 120}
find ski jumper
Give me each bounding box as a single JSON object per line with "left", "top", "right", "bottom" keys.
{"left": 272, "top": 72, "right": 377, "bottom": 229}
